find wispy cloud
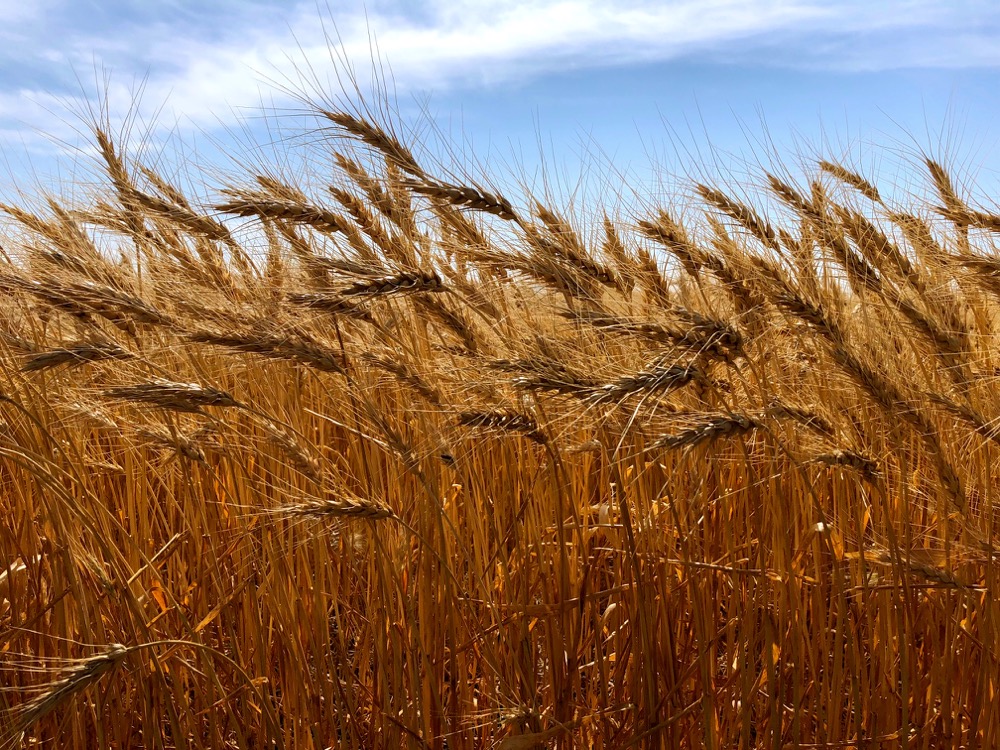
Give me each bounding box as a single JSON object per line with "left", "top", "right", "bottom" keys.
{"left": 0, "top": 0, "right": 997, "bottom": 157}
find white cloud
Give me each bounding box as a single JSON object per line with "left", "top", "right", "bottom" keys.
{"left": 0, "top": 0, "right": 48, "bottom": 24}
{"left": 0, "top": 0, "right": 997, "bottom": 159}
{"left": 99, "top": 1, "right": 1000, "bottom": 121}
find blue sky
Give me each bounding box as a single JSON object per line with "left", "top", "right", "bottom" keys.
{"left": 1, "top": 0, "right": 998, "bottom": 206}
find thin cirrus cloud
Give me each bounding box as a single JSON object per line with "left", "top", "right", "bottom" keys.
{"left": 0, "top": 0, "right": 997, "bottom": 155}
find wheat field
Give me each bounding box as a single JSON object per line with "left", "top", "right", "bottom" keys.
{"left": 0, "top": 98, "right": 999, "bottom": 749}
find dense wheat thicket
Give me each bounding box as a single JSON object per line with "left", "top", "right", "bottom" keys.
{"left": 1, "top": 98, "right": 1000, "bottom": 749}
